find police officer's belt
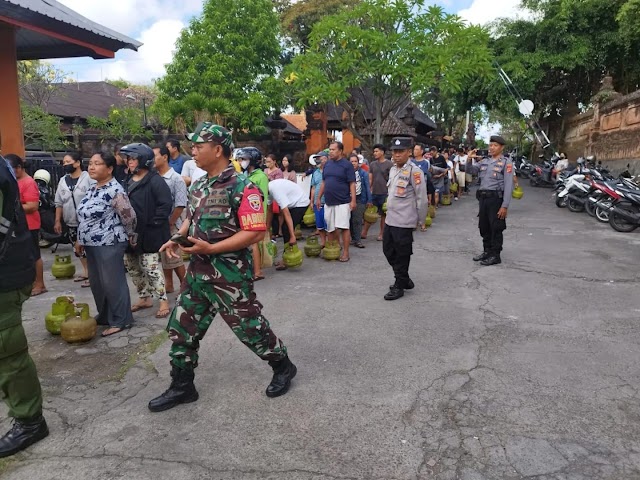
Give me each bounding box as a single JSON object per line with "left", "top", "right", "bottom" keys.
{"left": 476, "top": 190, "right": 503, "bottom": 199}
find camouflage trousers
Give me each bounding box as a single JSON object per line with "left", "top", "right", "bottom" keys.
{"left": 125, "top": 253, "right": 167, "bottom": 301}
{"left": 167, "top": 272, "right": 287, "bottom": 369}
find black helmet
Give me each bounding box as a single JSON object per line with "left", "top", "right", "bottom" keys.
{"left": 235, "top": 147, "right": 263, "bottom": 170}
{"left": 120, "top": 143, "right": 155, "bottom": 170}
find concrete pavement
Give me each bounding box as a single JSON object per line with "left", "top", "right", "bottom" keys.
{"left": 2, "top": 184, "right": 640, "bottom": 479}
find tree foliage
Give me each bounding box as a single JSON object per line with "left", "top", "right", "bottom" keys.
{"left": 287, "top": 0, "right": 491, "bottom": 149}
{"left": 485, "top": 0, "right": 640, "bottom": 120}
{"left": 21, "top": 105, "right": 67, "bottom": 153}
{"left": 280, "top": 0, "right": 360, "bottom": 51}
{"left": 156, "top": 0, "right": 285, "bottom": 133}
{"left": 87, "top": 107, "right": 150, "bottom": 143}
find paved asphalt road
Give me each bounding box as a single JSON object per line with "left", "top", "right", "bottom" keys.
{"left": 3, "top": 184, "right": 640, "bottom": 479}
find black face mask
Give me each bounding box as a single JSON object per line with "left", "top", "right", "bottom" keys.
{"left": 63, "top": 165, "right": 76, "bottom": 174}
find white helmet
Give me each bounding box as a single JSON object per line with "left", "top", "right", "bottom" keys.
{"left": 33, "top": 169, "right": 51, "bottom": 185}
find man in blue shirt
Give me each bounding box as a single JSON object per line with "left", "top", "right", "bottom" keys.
{"left": 316, "top": 141, "right": 356, "bottom": 262}
{"left": 166, "top": 140, "right": 187, "bottom": 174}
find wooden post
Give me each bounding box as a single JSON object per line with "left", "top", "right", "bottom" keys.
{"left": 0, "top": 23, "right": 25, "bottom": 157}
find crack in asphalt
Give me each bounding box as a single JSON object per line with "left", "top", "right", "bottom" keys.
{"left": 505, "top": 262, "right": 640, "bottom": 284}
{"left": 22, "top": 453, "right": 383, "bottom": 480}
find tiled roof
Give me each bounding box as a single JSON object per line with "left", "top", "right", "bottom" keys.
{"left": 360, "top": 113, "right": 417, "bottom": 137}
{"left": 282, "top": 113, "right": 307, "bottom": 133}
{"left": 30, "top": 81, "right": 127, "bottom": 119}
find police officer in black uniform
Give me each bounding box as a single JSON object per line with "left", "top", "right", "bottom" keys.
{"left": 466, "top": 135, "right": 514, "bottom": 266}
{"left": 0, "top": 156, "right": 49, "bottom": 457}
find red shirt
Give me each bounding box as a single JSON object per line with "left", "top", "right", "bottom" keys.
{"left": 18, "top": 176, "right": 41, "bottom": 231}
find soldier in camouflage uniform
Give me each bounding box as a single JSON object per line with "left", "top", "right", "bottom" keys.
{"left": 149, "top": 123, "right": 296, "bottom": 412}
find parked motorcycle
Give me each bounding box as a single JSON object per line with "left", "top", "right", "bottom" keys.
{"left": 608, "top": 187, "right": 640, "bottom": 233}
{"left": 34, "top": 169, "right": 72, "bottom": 250}
{"left": 530, "top": 154, "right": 560, "bottom": 188}
{"left": 557, "top": 173, "right": 591, "bottom": 211}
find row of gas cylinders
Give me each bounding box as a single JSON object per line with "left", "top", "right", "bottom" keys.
{"left": 45, "top": 296, "right": 97, "bottom": 343}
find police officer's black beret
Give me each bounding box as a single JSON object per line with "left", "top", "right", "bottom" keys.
{"left": 489, "top": 135, "right": 506, "bottom": 145}
{"left": 390, "top": 137, "right": 413, "bottom": 150}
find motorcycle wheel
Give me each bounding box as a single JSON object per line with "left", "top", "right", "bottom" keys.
{"left": 555, "top": 195, "right": 567, "bottom": 208}
{"left": 584, "top": 197, "right": 597, "bottom": 217}
{"left": 567, "top": 197, "right": 585, "bottom": 213}
{"left": 595, "top": 204, "right": 611, "bottom": 223}
{"left": 530, "top": 177, "right": 538, "bottom": 187}
{"left": 520, "top": 171, "right": 530, "bottom": 179}
{"left": 609, "top": 207, "right": 639, "bottom": 233}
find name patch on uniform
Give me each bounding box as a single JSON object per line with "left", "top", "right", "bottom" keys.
{"left": 413, "top": 171, "right": 422, "bottom": 185}
{"left": 506, "top": 163, "right": 513, "bottom": 174}
{"left": 238, "top": 185, "right": 266, "bottom": 231}
{"left": 204, "top": 189, "right": 230, "bottom": 207}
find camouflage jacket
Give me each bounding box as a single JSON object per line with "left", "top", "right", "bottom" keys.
{"left": 187, "top": 163, "right": 266, "bottom": 283}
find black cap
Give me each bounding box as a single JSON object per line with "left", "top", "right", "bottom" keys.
{"left": 390, "top": 137, "right": 413, "bottom": 150}
{"left": 489, "top": 135, "right": 506, "bottom": 145}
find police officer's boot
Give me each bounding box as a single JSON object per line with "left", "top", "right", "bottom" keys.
{"left": 0, "top": 415, "right": 49, "bottom": 458}
{"left": 148, "top": 364, "right": 199, "bottom": 412}
{"left": 473, "top": 251, "right": 490, "bottom": 262}
{"left": 389, "top": 279, "right": 414, "bottom": 290}
{"left": 384, "top": 285, "right": 404, "bottom": 301}
{"left": 480, "top": 254, "right": 502, "bottom": 266}
{"left": 266, "top": 356, "right": 297, "bottom": 398}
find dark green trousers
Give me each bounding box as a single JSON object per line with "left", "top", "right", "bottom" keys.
{"left": 0, "top": 285, "right": 43, "bottom": 419}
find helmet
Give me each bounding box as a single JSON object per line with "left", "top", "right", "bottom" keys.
{"left": 119, "top": 143, "right": 155, "bottom": 170}
{"left": 235, "top": 147, "right": 263, "bottom": 169}
{"left": 33, "top": 169, "right": 51, "bottom": 185}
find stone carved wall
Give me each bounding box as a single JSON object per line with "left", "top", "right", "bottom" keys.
{"left": 559, "top": 89, "right": 640, "bottom": 174}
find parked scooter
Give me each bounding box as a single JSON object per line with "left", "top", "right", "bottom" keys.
{"left": 530, "top": 154, "right": 560, "bottom": 188}
{"left": 608, "top": 187, "right": 640, "bottom": 233}
{"left": 557, "top": 173, "right": 591, "bottom": 211}
{"left": 34, "top": 169, "right": 72, "bottom": 250}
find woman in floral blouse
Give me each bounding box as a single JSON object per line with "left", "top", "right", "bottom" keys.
{"left": 75, "top": 149, "right": 137, "bottom": 337}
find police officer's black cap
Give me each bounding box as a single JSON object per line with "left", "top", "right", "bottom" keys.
{"left": 390, "top": 137, "right": 413, "bottom": 150}
{"left": 489, "top": 135, "right": 506, "bottom": 146}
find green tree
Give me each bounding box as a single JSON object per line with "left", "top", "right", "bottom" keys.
{"left": 156, "top": 0, "right": 285, "bottom": 133}
{"left": 485, "top": 0, "right": 640, "bottom": 121}
{"left": 105, "top": 78, "right": 131, "bottom": 89}
{"left": 287, "top": 0, "right": 492, "bottom": 150}
{"left": 21, "top": 105, "right": 67, "bottom": 153}
{"left": 280, "top": 0, "right": 360, "bottom": 51}
{"left": 87, "top": 106, "right": 150, "bottom": 143}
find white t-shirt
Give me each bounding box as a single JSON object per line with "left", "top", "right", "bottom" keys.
{"left": 454, "top": 155, "right": 468, "bottom": 173}
{"left": 181, "top": 160, "right": 206, "bottom": 183}
{"left": 268, "top": 179, "right": 310, "bottom": 209}
{"left": 446, "top": 160, "right": 454, "bottom": 180}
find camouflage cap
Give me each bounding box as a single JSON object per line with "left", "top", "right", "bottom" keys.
{"left": 186, "top": 122, "right": 233, "bottom": 146}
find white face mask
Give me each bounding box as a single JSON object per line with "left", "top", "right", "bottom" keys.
{"left": 240, "top": 160, "right": 250, "bottom": 170}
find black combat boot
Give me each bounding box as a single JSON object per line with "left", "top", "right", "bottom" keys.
{"left": 480, "top": 255, "right": 502, "bottom": 266}
{"left": 389, "top": 279, "right": 414, "bottom": 290}
{"left": 0, "top": 415, "right": 49, "bottom": 458}
{"left": 266, "top": 356, "right": 297, "bottom": 398}
{"left": 384, "top": 285, "right": 404, "bottom": 300}
{"left": 473, "top": 251, "right": 490, "bottom": 262}
{"left": 148, "top": 364, "right": 199, "bottom": 412}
